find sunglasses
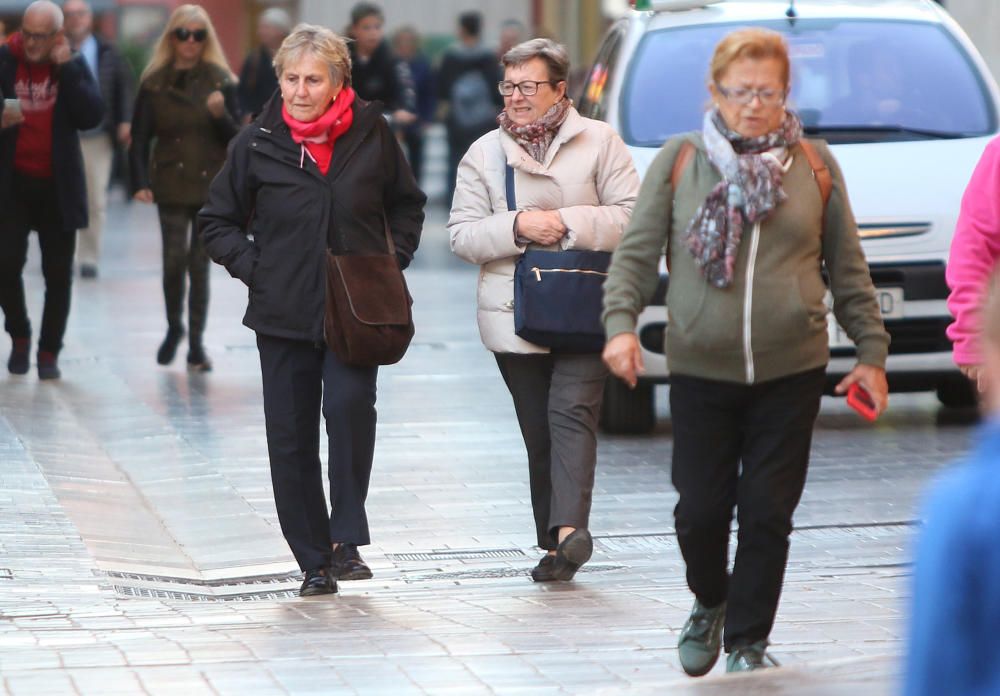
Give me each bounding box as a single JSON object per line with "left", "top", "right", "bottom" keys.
{"left": 173, "top": 27, "right": 208, "bottom": 43}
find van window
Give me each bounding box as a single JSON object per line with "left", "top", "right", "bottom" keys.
{"left": 578, "top": 21, "right": 627, "bottom": 120}
{"left": 622, "top": 19, "right": 996, "bottom": 146}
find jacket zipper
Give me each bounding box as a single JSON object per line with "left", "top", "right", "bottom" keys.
{"left": 529, "top": 267, "right": 609, "bottom": 281}
{"left": 743, "top": 221, "right": 761, "bottom": 383}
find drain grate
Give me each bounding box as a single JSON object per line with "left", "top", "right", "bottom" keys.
{"left": 100, "top": 570, "right": 301, "bottom": 587}
{"left": 0, "top": 569, "right": 11, "bottom": 580}
{"left": 387, "top": 548, "right": 527, "bottom": 562}
{"left": 112, "top": 585, "right": 298, "bottom": 602}
{"left": 403, "top": 564, "right": 629, "bottom": 583}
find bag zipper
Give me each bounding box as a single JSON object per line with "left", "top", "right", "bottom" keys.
{"left": 529, "top": 267, "right": 609, "bottom": 281}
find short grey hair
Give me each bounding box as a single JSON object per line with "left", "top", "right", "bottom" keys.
{"left": 273, "top": 23, "right": 352, "bottom": 87}
{"left": 26, "top": 0, "right": 64, "bottom": 30}
{"left": 259, "top": 7, "right": 292, "bottom": 33}
{"left": 500, "top": 38, "right": 570, "bottom": 84}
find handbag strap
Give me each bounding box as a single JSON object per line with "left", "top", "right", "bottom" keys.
{"left": 505, "top": 163, "right": 516, "bottom": 211}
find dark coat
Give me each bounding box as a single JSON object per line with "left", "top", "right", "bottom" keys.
{"left": 349, "top": 41, "right": 416, "bottom": 114}
{"left": 199, "top": 93, "right": 426, "bottom": 343}
{"left": 237, "top": 46, "right": 278, "bottom": 119}
{"left": 89, "top": 35, "right": 133, "bottom": 139}
{"left": 129, "top": 61, "right": 241, "bottom": 207}
{"left": 0, "top": 46, "right": 104, "bottom": 230}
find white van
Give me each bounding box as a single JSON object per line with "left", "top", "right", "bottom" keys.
{"left": 581, "top": 0, "right": 1000, "bottom": 432}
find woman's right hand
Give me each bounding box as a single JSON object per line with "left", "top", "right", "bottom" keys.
{"left": 960, "top": 364, "right": 987, "bottom": 393}
{"left": 603, "top": 332, "right": 644, "bottom": 388}
{"left": 133, "top": 189, "right": 154, "bottom": 204}
{"left": 515, "top": 210, "right": 566, "bottom": 246}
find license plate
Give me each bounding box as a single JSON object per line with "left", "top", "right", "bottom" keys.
{"left": 827, "top": 287, "right": 903, "bottom": 349}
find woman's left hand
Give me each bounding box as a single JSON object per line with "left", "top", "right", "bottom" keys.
{"left": 835, "top": 364, "right": 889, "bottom": 416}
{"left": 206, "top": 90, "right": 226, "bottom": 118}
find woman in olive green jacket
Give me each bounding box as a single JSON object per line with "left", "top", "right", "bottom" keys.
{"left": 129, "top": 4, "right": 240, "bottom": 371}
{"left": 602, "top": 29, "right": 889, "bottom": 675}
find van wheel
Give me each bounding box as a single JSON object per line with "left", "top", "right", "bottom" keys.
{"left": 600, "top": 377, "right": 655, "bottom": 434}
{"left": 937, "top": 377, "right": 977, "bottom": 409}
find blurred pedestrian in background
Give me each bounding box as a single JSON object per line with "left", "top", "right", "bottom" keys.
{"left": 0, "top": 0, "right": 103, "bottom": 380}
{"left": 0, "top": 20, "right": 7, "bottom": 44}
{"left": 200, "top": 24, "right": 425, "bottom": 597}
{"left": 906, "top": 268, "right": 1000, "bottom": 696}
{"left": 129, "top": 4, "right": 240, "bottom": 372}
{"left": 346, "top": 2, "right": 416, "bottom": 129}
{"left": 237, "top": 7, "right": 291, "bottom": 122}
{"left": 438, "top": 11, "right": 503, "bottom": 204}
{"left": 449, "top": 38, "right": 639, "bottom": 582}
{"left": 946, "top": 136, "right": 1000, "bottom": 394}
{"left": 63, "top": 0, "right": 133, "bottom": 280}
{"left": 602, "top": 28, "right": 888, "bottom": 674}
{"left": 497, "top": 19, "right": 527, "bottom": 62}
{"left": 391, "top": 25, "right": 434, "bottom": 186}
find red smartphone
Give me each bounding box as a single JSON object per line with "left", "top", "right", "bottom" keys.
{"left": 846, "top": 383, "right": 879, "bottom": 421}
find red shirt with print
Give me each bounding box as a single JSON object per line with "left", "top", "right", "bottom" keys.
{"left": 9, "top": 33, "right": 57, "bottom": 178}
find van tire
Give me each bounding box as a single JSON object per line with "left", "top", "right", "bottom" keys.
{"left": 600, "top": 377, "right": 655, "bottom": 434}
{"left": 937, "top": 377, "right": 977, "bottom": 409}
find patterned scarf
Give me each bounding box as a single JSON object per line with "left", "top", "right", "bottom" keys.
{"left": 497, "top": 98, "right": 572, "bottom": 163}
{"left": 683, "top": 108, "right": 803, "bottom": 288}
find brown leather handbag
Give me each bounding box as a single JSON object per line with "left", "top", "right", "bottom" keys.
{"left": 324, "top": 221, "right": 414, "bottom": 367}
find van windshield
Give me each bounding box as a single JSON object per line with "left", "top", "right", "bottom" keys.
{"left": 622, "top": 19, "right": 996, "bottom": 146}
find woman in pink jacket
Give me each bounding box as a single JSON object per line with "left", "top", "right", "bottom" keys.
{"left": 947, "top": 137, "right": 1000, "bottom": 391}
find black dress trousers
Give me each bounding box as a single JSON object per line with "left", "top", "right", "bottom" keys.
{"left": 256, "top": 333, "right": 378, "bottom": 572}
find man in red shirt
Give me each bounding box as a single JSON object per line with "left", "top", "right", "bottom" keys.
{"left": 0, "top": 0, "right": 103, "bottom": 379}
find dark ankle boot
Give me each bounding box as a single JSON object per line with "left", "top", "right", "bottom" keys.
{"left": 7, "top": 337, "right": 30, "bottom": 375}
{"left": 186, "top": 344, "right": 212, "bottom": 372}
{"left": 157, "top": 327, "right": 184, "bottom": 365}
{"left": 37, "top": 351, "right": 60, "bottom": 380}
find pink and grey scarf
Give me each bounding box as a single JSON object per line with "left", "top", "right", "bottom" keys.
{"left": 497, "top": 98, "right": 572, "bottom": 163}
{"left": 684, "top": 108, "right": 803, "bottom": 288}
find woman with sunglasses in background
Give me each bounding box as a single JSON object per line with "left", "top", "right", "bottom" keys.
{"left": 129, "top": 4, "right": 240, "bottom": 371}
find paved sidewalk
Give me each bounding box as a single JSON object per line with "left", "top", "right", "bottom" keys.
{"left": 0, "top": 196, "right": 975, "bottom": 694}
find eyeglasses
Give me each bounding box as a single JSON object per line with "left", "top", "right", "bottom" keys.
{"left": 22, "top": 29, "right": 57, "bottom": 42}
{"left": 715, "top": 84, "right": 786, "bottom": 106}
{"left": 173, "top": 27, "right": 208, "bottom": 43}
{"left": 498, "top": 80, "right": 560, "bottom": 97}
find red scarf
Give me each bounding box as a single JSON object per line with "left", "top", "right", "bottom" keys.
{"left": 281, "top": 87, "right": 355, "bottom": 175}
{"left": 7, "top": 33, "right": 58, "bottom": 178}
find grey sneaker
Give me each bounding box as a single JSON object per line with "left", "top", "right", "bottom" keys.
{"left": 726, "top": 640, "right": 779, "bottom": 673}
{"left": 678, "top": 598, "right": 726, "bottom": 677}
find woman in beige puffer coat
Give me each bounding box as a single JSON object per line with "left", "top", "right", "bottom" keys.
{"left": 448, "top": 38, "right": 639, "bottom": 583}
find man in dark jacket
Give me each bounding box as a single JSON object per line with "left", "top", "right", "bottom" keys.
{"left": 237, "top": 7, "right": 290, "bottom": 121}
{"left": 0, "top": 0, "right": 103, "bottom": 380}
{"left": 346, "top": 2, "right": 416, "bottom": 129}
{"left": 438, "top": 11, "right": 503, "bottom": 203}
{"left": 64, "top": 0, "right": 132, "bottom": 279}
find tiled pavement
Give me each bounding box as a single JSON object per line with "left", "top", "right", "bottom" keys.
{"left": 0, "top": 196, "right": 978, "bottom": 694}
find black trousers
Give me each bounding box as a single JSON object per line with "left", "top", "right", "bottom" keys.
{"left": 0, "top": 175, "right": 76, "bottom": 354}
{"left": 157, "top": 205, "right": 210, "bottom": 347}
{"left": 402, "top": 127, "right": 425, "bottom": 188}
{"left": 495, "top": 352, "right": 607, "bottom": 550}
{"left": 668, "top": 367, "right": 826, "bottom": 651}
{"left": 257, "top": 333, "right": 378, "bottom": 572}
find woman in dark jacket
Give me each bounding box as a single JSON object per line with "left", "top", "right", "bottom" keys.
{"left": 199, "top": 24, "right": 425, "bottom": 596}
{"left": 129, "top": 4, "right": 241, "bottom": 371}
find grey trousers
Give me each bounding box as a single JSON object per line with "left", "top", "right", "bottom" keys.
{"left": 495, "top": 352, "right": 608, "bottom": 550}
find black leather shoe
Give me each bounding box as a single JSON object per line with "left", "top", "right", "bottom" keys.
{"left": 552, "top": 529, "right": 593, "bottom": 581}
{"left": 299, "top": 568, "right": 337, "bottom": 597}
{"left": 7, "top": 337, "right": 29, "bottom": 375}
{"left": 530, "top": 554, "right": 557, "bottom": 582}
{"left": 157, "top": 327, "right": 184, "bottom": 365}
{"left": 331, "top": 543, "right": 373, "bottom": 581}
